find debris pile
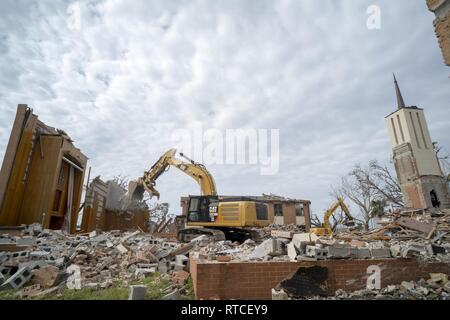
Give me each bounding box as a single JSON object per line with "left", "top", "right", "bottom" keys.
{"left": 280, "top": 208, "right": 450, "bottom": 262}
{"left": 189, "top": 208, "right": 450, "bottom": 264}
{"left": 334, "top": 208, "right": 450, "bottom": 262}
{"left": 257, "top": 224, "right": 307, "bottom": 240}
{"left": 0, "top": 224, "right": 193, "bottom": 298}
{"left": 273, "top": 273, "right": 450, "bottom": 300}
{"left": 192, "top": 239, "right": 257, "bottom": 262}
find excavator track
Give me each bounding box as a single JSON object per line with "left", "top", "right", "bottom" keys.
{"left": 177, "top": 227, "right": 226, "bottom": 242}
{"left": 178, "top": 227, "right": 263, "bottom": 243}
{"left": 217, "top": 227, "right": 263, "bottom": 243}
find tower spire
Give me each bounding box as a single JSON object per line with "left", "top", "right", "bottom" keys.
{"left": 393, "top": 73, "right": 406, "bottom": 109}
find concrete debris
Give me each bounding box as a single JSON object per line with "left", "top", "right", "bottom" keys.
{"left": 287, "top": 243, "right": 298, "bottom": 261}
{"left": 31, "top": 266, "right": 61, "bottom": 288}
{"left": 0, "top": 224, "right": 194, "bottom": 297}
{"left": 190, "top": 235, "right": 210, "bottom": 246}
{"left": 270, "top": 230, "right": 294, "bottom": 239}
{"left": 248, "top": 239, "right": 285, "bottom": 259}
{"left": 20, "top": 284, "right": 42, "bottom": 298}
{"left": 261, "top": 224, "right": 307, "bottom": 238}
{"left": 291, "top": 233, "right": 319, "bottom": 252}
{"left": 282, "top": 274, "right": 450, "bottom": 300}
{"left": 128, "top": 285, "right": 147, "bottom": 300}
{"left": 305, "top": 245, "right": 328, "bottom": 260}
{"left": 162, "top": 288, "right": 182, "bottom": 300}
{"left": 0, "top": 267, "right": 33, "bottom": 290}
{"left": 171, "top": 270, "right": 190, "bottom": 285}
{"left": 116, "top": 244, "right": 128, "bottom": 254}
{"left": 271, "top": 288, "right": 289, "bottom": 300}
{"left": 428, "top": 273, "right": 448, "bottom": 285}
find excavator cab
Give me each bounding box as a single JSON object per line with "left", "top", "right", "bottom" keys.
{"left": 187, "top": 195, "right": 219, "bottom": 223}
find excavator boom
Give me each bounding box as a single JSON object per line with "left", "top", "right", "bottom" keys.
{"left": 128, "top": 148, "right": 217, "bottom": 200}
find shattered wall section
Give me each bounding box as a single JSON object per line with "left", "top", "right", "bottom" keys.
{"left": 96, "top": 180, "right": 150, "bottom": 232}
{"left": 99, "top": 209, "right": 149, "bottom": 232}
{"left": 190, "top": 257, "right": 450, "bottom": 299}
{"left": 80, "top": 176, "right": 108, "bottom": 233}
{"left": 427, "top": 0, "right": 450, "bottom": 66}
{"left": 105, "top": 180, "right": 147, "bottom": 212}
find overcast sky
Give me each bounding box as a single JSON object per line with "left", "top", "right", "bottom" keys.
{"left": 0, "top": 0, "right": 449, "bottom": 217}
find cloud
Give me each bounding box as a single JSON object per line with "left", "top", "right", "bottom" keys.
{"left": 0, "top": 0, "right": 449, "bottom": 217}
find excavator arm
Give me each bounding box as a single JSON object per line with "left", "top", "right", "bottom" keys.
{"left": 322, "top": 197, "right": 353, "bottom": 230}
{"left": 129, "top": 148, "right": 217, "bottom": 200}
{"left": 311, "top": 197, "right": 354, "bottom": 236}
{"left": 166, "top": 157, "right": 217, "bottom": 197}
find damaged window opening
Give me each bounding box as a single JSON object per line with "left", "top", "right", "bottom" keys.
{"left": 295, "top": 203, "right": 304, "bottom": 217}
{"left": 274, "top": 203, "right": 283, "bottom": 217}
{"left": 256, "top": 202, "right": 268, "bottom": 220}
{"left": 430, "top": 190, "right": 440, "bottom": 208}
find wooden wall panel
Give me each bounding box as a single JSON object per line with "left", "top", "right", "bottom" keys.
{"left": 0, "top": 105, "right": 29, "bottom": 211}
{"left": 0, "top": 106, "right": 88, "bottom": 234}
{"left": 18, "top": 135, "right": 62, "bottom": 225}
{"left": 0, "top": 114, "right": 38, "bottom": 225}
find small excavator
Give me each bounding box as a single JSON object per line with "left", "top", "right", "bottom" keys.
{"left": 127, "top": 149, "right": 270, "bottom": 242}
{"left": 310, "top": 197, "right": 355, "bottom": 236}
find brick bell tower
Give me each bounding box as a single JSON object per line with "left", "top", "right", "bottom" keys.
{"left": 385, "top": 74, "right": 450, "bottom": 209}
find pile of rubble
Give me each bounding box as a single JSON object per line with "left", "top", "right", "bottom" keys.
{"left": 334, "top": 208, "right": 450, "bottom": 262}
{"left": 257, "top": 224, "right": 307, "bottom": 241}
{"left": 192, "top": 238, "right": 259, "bottom": 262}
{"left": 273, "top": 273, "right": 450, "bottom": 300}
{"left": 278, "top": 208, "right": 450, "bottom": 262}
{"left": 191, "top": 208, "right": 450, "bottom": 263}
{"left": 0, "top": 224, "right": 194, "bottom": 299}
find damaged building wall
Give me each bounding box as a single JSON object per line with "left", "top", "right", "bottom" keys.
{"left": 253, "top": 195, "right": 311, "bottom": 230}
{"left": 392, "top": 143, "right": 450, "bottom": 209}
{"left": 385, "top": 80, "right": 450, "bottom": 209}
{"left": 180, "top": 195, "right": 311, "bottom": 230}
{"left": 81, "top": 178, "right": 149, "bottom": 232}
{"left": 80, "top": 176, "right": 108, "bottom": 233}
{"left": 190, "top": 257, "right": 450, "bottom": 300}
{"left": 427, "top": 0, "right": 450, "bottom": 66}
{"left": 99, "top": 209, "right": 149, "bottom": 232}
{"left": 0, "top": 105, "right": 87, "bottom": 233}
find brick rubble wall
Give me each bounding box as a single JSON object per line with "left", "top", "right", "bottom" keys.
{"left": 190, "top": 256, "right": 450, "bottom": 300}
{"left": 435, "top": 10, "right": 450, "bottom": 66}
{"left": 427, "top": 0, "right": 450, "bottom": 66}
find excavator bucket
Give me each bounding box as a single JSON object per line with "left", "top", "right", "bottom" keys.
{"left": 127, "top": 180, "right": 146, "bottom": 202}
{"left": 126, "top": 179, "right": 161, "bottom": 201}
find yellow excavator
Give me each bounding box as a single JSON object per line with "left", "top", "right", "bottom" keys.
{"left": 310, "top": 197, "right": 355, "bottom": 236}
{"left": 128, "top": 148, "right": 270, "bottom": 242}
